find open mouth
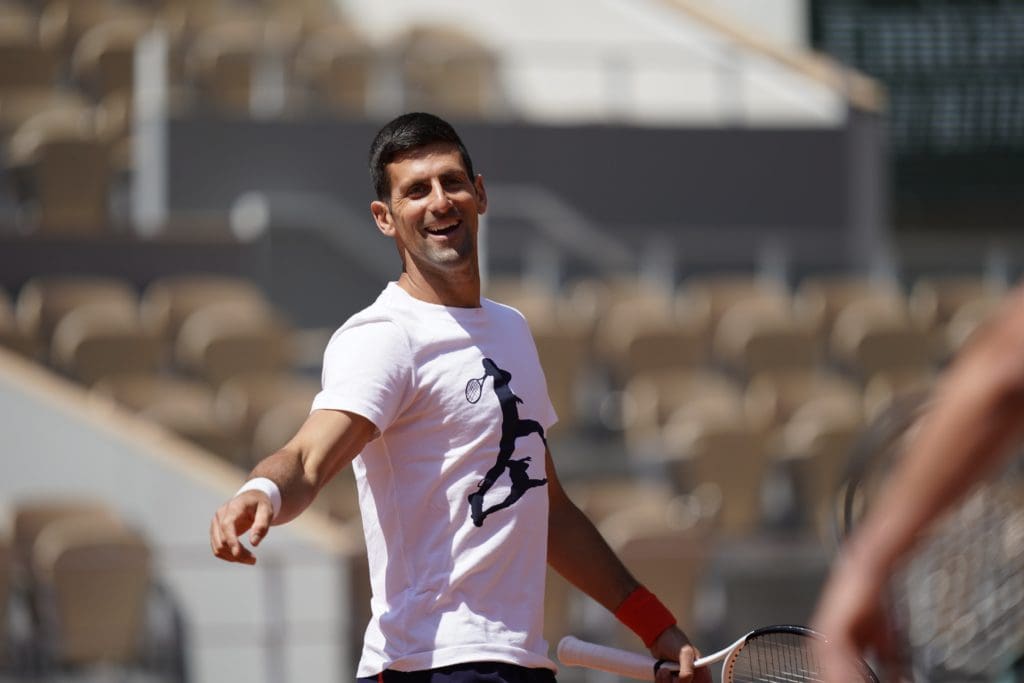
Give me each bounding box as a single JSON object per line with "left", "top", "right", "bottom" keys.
{"left": 425, "top": 220, "right": 461, "bottom": 237}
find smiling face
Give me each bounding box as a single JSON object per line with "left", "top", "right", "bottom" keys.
{"left": 370, "top": 142, "right": 488, "bottom": 304}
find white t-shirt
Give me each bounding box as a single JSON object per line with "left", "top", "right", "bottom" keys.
{"left": 311, "top": 282, "right": 559, "bottom": 676}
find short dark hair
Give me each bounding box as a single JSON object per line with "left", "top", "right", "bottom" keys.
{"left": 368, "top": 112, "right": 476, "bottom": 201}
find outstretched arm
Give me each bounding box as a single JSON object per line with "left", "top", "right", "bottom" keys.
{"left": 209, "top": 408, "right": 376, "bottom": 564}
{"left": 813, "top": 287, "right": 1024, "bottom": 676}
{"left": 544, "top": 450, "right": 711, "bottom": 683}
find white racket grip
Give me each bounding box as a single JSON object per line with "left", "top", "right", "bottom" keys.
{"left": 557, "top": 636, "right": 678, "bottom": 681}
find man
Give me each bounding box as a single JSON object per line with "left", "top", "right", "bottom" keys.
{"left": 811, "top": 285, "right": 1024, "bottom": 680}
{"left": 210, "top": 113, "right": 710, "bottom": 683}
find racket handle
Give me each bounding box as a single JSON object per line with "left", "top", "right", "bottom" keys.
{"left": 557, "top": 636, "right": 678, "bottom": 681}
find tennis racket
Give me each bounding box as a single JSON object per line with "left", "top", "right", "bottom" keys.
{"left": 465, "top": 373, "right": 487, "bottom": 404}
{"left": 838, "top": 392, "right": 1024, "bottom": 682}
{"left": 558, "top": 625, "right": 879, "bottom": 682}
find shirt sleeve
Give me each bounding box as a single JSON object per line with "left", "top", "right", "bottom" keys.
{"left": 311, "top": 317, "right": 413, "bottom": 434}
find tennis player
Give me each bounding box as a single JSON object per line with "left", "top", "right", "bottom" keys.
{"left": 812, "top": 285, "right": 1024, "bottom": 681}
{"left": 210, "top": 112, "right": 710, "bottom": 683}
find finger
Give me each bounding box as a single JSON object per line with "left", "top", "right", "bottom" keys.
{"left": 675, "top": 645, "right": 697, "bottom": 683}
{"left": 249, "top": 499, "right": 273, "bottom": 546}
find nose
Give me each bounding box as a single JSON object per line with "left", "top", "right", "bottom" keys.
{"left": 427, "top": 180, "right": 454, "bottom": 213}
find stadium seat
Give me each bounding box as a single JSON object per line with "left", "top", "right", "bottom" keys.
{"left": 712, "top": 299, "right": 820, "bottom": 377}
{"left": 215, "top": 370, "right": 319, "bottom": 456}
{"left": 185, "top": 13, "right": 299, "bottom": 116}
{"left": 10, "top": 499, "right": 121, "bottom": 579}
{"left": 6, "top": 106, "right": 112, "bottom": 234}
{"left": 38, "top": 0, "right": 150, "bottom": 63}
{"left": 743, "top": 369, "right": 862, "bottom": 446}
{"left": 779, "top": 397, "right": 864, "bottom": 536}
{"left": 599, "top": 495, "right": 713, "bottom": 640}
{"left": 0, "top": 32, "right": 59, "bottom": 96}
{"left": 662, "top": 410, "right": 766, "bottom": 537}
{"left": 0, "top": 1, "right": 38, "bottom": 41}
{"left": 49, "top": 303, "right": 164, "bottom": 385}
{"left": 909, "top": 276, "right": 1008, "bottom": 359}
{"left": 15, "top": 275, "right": 138, "bottom": 350}
{"left": 0, "top": 287, "right": 36, "bottom": 358}
{"left": 622, "top": 368, "right": 744, "bottom": 459}
{"left": 31, "top": 516, "right": 151, "bottom": 670}
{"left": 71, "top": 16, "right": 152, "bottom": 101}
{"left": 594, "top": 298, "right": 709, "bottom": 385}
{"left": 140, "top": 274, "right": 272, "bottom": 341}
{"left": 395, "top": 24, "right": 501, "bottom": 118}
{"left": 293, "top": 21, "right": 373, "bottom": 116}
{"left": 830, "top": 298, "right": 935, "bottom": 380}
{"left": 92, "top": 374, "right": 243, "bottom": 462}
{"left": 174, "top": 302, "right": 290, "bottom": 386}
{"left": 678, "top": 273, "right": 791, "bottom": 332}
{"left": 794, "top": 274, "right": 905, "bottom": 341}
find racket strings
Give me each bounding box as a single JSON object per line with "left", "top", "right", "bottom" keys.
{"left": 892, "top": 476, "right": 1024, "bottom": 679}
{"left": 729, "top": 633, "right": 823, "bottom": 683}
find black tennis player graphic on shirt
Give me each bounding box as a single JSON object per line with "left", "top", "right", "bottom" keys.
{"left": 467, "top": 358, "right": 548, "bottom": 527}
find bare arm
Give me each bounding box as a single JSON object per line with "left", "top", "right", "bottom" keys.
{"left": 813, "top": 288, "right": 1024, "bottom": 674}
{"left": 544, "top": 450, "right": 710, "bottom": 683}
{"left": 209, "top": 408, "right": 376, "bottom": 564}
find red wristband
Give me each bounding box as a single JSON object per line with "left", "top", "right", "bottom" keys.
{"left": 613, "top": 586, "right": 677, "bottom": 647}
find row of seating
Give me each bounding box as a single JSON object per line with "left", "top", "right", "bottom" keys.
{"left": 0, "top": 0, "right": 498, "bottom": 234}
{"left": 487, "top": 272, "right": 1008, "bottom": 430}
{"left": 0, "top": 499, "right": 184, "bottom": 681}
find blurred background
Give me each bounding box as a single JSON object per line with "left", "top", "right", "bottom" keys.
{"left": 0, "top": 0, "right": 1021, "bottom": 681}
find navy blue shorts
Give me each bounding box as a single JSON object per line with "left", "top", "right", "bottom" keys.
{"left": 357, "top": 661, "right": 557, "bottom": 683}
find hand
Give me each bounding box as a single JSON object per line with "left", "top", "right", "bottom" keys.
{"left": 649, "top": 626, "right": 712, "bottom": 683}
{"left": 209, "top": 490, "right": 274, "bottom": 565}
{"left": 812, "top": 555, "right": 901, "bottom": 682}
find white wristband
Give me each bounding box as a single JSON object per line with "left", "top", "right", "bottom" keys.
{"left": 235, "top": 477, "right": 282, "bottom": 520}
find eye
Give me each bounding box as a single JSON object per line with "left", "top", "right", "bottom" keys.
{"left": 406, "top": 183, "right": 428, "bottom": 198}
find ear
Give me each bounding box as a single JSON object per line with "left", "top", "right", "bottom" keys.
{"left": 370, "top": 200, "right": 394, "bottom": 237}
{"left": 473, "top": 174, "right": 488, "bottom": 215}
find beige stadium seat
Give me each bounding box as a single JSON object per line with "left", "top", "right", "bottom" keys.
{"left": 530, "top": 323, "right": 588, "bottom": 434}
{"left": 945, "top": 295, "right": 1005, "bottom": 354}
{"left": 6, "top": 106, "right": 112, "bottom": 235}
{"left": 0, "top": 32, "right": 59, "bottom": 96}
{"left": 862, "top": 368, "right": 936, "bottom": 422}
{"left": 830, "top": 299, "right": 936, "bottom": 380}
{"left": 49, "top": 303, "right": 164, "bottom": 385}
{"left": 744, "top": 369, "right": 862, "bottom": 445}
{"left": 0, "top": 287, "right": 37, "bottom": 357}
{"left": 396, "top": 24, "right": 501, "bottom": 118}
{"left": 71, "top": 16, "right": 151, "bottom": 100}
{"left": 92, "top": 373, "right": 243, "bottom": 462}
{"left": 0, "top": 88, "right": 90, "bottom": 138}
{"left": 910, "top": 276, "right": 1009, "bottom": 359}
{"left": 215, "top": 370, "right": 319, "bottom": 452}
{"left": 565, "top": 477, "right": 676, "bottom": 526}
{"left": 175, "top": 302, "right": 291, "bottom": 385}
{"left": 15, "top": 275, "right": 138, "bottom": 347}
{"left": 794, "top": 274, "right": 905, "bottom": 340}
{"left": 38, "top": 0, "right": 150, "bottom": 62}
{"left": 185, "top": 14, "right": 299, "bottom": 116}
{"left": 594, "top": 298, "right": 709, "bottom": 385}
{"left": 779, "top": 397, "right": 864, "bottom": 537}
{"left": 140, "top": 274, "right": 272, "bottom": 341}
{"left": 908, "top": 275, "right": 1007, "bottom": 333}
{"left": 293, "top": 21, "right": 373, "bottom": 116}
{"left": 0, "top": 1, "right": 38, "bottom": 40}
{"left": 662, "top": 410, "right": 766, "bottom": 537}
{"left": 712, "top": 300, "right": 819, "bottom": 376}
{"left": 11, "top": 500, "right": 121, "bottom": 577}
{"left": 622, "top": 368, "right": 744, "bottom": 458}
{"left": 677, "top": 273, "right": 791, "bottom": 332}
{"left": 599, "top": 495, "right": 713, "bottom": 642}
{"left": 32, "top": 516, "right": 150, "bottom": 669}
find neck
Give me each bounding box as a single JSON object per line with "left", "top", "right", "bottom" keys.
{"left": 397, "top": 266, "right": 481, "bottom": 308}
